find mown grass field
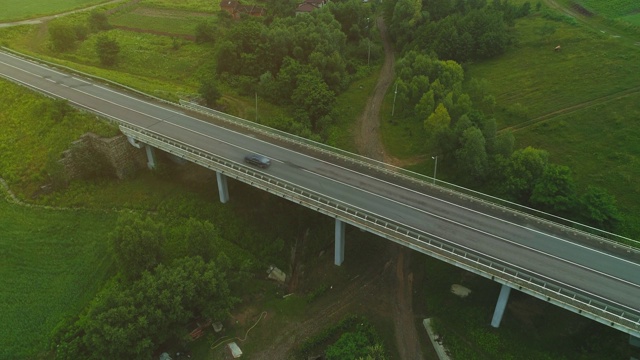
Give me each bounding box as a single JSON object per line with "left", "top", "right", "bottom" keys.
{"left": 0, "top": 200, "right": 116, "bottom": 359}
{"left": 0, "top": 0, "right": 111, "bottom": 22}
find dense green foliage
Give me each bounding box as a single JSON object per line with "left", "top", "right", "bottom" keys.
{"left": 384, "top": 0, "right": 531, "bottom": 61}
{"left": 0, "top": 200, "right": 116, "bottom": 358}
{"left": 95, "top": 35, "right": 120, "bottom": 66}
{"left": 297, "top": 316, "right": 388, "bottom": 360}
{"left": 54, "top": 256, "right": 239, "bottom": 359}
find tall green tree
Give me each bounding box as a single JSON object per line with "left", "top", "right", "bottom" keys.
{"left": 49, "top": 22, "right": 77, "bottom": 52}
{"left": 455, "top": 126, "right": 488, "bottom": 180}
{"left": 95, "top": 35, "right": 120, "bottom": 66}
{"left": 530, "top": 164, "right": 577, "bottom": 215}
{"left": 424, "top": 103, "right": 451, "bottom": 140}
{"left": 111, "top": 213, "right": 165, "bottom": 280}
{"left": 578, "top": 186, "right": 621, "bottom": 231}
{"left": 503, "top": 146, "right": 549, "bottom": 202}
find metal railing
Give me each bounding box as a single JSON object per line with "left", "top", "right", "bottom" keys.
{"left": 179, "top": 101, "right": 639, "bottom": 249}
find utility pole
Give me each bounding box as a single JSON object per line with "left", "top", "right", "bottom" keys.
{"left": 432, "top": 155, "right": 438, "bottom": 184}
{"left": 391, "top": 82, "right": 398, "bottom": 117}
{"left": 255, "top": 92, "right": 258, "bottom": 122}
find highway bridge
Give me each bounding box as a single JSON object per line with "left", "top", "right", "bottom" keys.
{"left": 1, "top": 49, "right": 639, "bottom": 342}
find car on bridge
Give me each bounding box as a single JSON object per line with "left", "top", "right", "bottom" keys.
{"left": 244, "top": 153, "right": 271, "bottom": 168}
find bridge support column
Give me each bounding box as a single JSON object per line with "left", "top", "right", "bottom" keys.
{"left": 490, "top": 284, "right": 512, "bottom": 328}
{"left": 216, "top": 172, "right": 229, "bottom": 204}
{"left": 334, "top": 219, "right": 345, "bottom": 266}
{"left": 145, "top": 145, "right": 157, "bottom": 169}
{"left": 630, "top": 335, "right": 640, "bottom": 360}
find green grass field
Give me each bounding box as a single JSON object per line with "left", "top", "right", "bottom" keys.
{"left": 109, "top": 6, "right": 213, "bottom": 36}
{"left": 0, "top": 200, "right": 116, "bottom": 358}
{"left": 464, "top": 12, "right": 640, "bottom": 237}
{"left": 575, "top": 0, "right": 639, "bottom": 18}
{"left": 0, "top": 0, "right": 111, "bottom": 22}
{"left": 0, "top": 79, "right": 118, "bottom": 193}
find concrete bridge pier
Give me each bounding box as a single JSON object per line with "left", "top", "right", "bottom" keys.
{"left": 216, "top": 172, "right": 229, "bottom": 203}
{"left": 334, "top": 219, "right": 346, "bottom": 266}
{"left": 630, "top": 335, "right": 640, "bottom": 360}
{"left": 145, "top": 145, "right": 157, "bottom": 169}
{"left": 490, "top": 284, "right": 512, "bottom": 328}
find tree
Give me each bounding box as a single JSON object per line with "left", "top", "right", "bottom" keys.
{"left": 49, "top": 22, "right": 77, "bottom": 52}
{"left": 199, "top": 78, "right": 222, "bottom": 107}
{"left": 424, "top": 103, "right": 451, "bottom": 139}
{"left": 578, "top": 186, "right": 621, "bottom": 231}
{"left": 530, "top": 164, "right": 577, "bottom": 215}
{"left": 503, "top": 146, "right": 549, "bottom": 202}
{"left": 95, "top": 35, "right": 120, "bottom": 66}
{"left": 88, "top": 11, "right": 111, "bottom": 32}
{"left": 455, "top": 126, "right": 488, "bottom": 180}
{"left": 111, "top": 213, "right": 165, "bottom": 280}
{"left": 326, "top": 331, "right": 372, "bottom": 360}
{"left": 195, "top": 20, "right": 217, "bottom": 44}
{"left": 291, "top": 72, "right": 335, "bottom": 131}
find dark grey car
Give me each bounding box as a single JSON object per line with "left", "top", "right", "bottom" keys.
{"left": 244, "top": 154, "right": 271, "bottom": 168}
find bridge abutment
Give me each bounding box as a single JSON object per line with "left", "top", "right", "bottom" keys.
{"left": 216, "top": 172, "right": 229, "bottom": 203}
{"left": 334, "top": 219, "right": 345, "bottom": 266}
{"left": 491, "top": 284, "right": 512, "bottom": 328}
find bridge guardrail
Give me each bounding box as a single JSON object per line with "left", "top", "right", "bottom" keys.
{"left": 178, "top": 101, "right": 639, "bottom": 250}
{"left": 120, "top": 121, "right": 640, "bottom": 338}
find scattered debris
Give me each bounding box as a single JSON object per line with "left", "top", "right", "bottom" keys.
{"left": 213, "top": 322, "right": 223, "bottom": 333}
{"left": 267, "top": 265, "right": 287, "bottom": 283}
{"left": 228, "top": 342, "right": 243, "bottom": 358}
{"left": 159, "top": 353, "right": 173, "bottom": 360}
{"left": 423, "top": 319, "right": 452, "bottom": 360}
{"left": 554, "top": 45, "right": 561, "bottom": 51}
{"left": 450, "top": 284, "right": 472, "bottom": 298}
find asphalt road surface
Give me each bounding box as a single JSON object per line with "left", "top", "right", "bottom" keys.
{"left": 1, "top": 50, "right": 638, "bottom": 322}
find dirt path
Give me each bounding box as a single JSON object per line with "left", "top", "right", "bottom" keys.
{"left": 501, "top": 85, "right": 640, "bottom": 133}
{"left": 354, "top": 17, "right": 424, "bottom": 360}
{"left": 252, "top": 17, "right": 425, "bottom": 360}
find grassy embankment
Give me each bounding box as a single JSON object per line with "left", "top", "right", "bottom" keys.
{"left": 0, "top": 78, "right": 119, "bottom": 358}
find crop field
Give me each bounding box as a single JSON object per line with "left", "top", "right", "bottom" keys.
{"left": 109, "top": 6, "right": 214, "bottom": 36}
{"left": 0, "top": 199, "right": 116, "bottom": 358}
{"left": 140, "top": 0, "right": 219, "bottom": 12}
{"left": 0, "top": 0, "right": 111, "bottom": 22}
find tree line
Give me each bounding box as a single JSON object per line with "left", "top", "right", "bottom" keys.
{"left": 372, "top": 0, "right": 621, "bottom": 232}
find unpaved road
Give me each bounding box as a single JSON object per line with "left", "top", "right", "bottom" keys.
{"left": 251, "top": 17, "right": 426, "bottom": 360}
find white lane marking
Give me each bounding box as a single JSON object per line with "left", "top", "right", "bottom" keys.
{"left": 1, "top": 52, "right": 636, "bottom": 270}
{"left": 304, "top": 168, "right": 640, "bottom": 290}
